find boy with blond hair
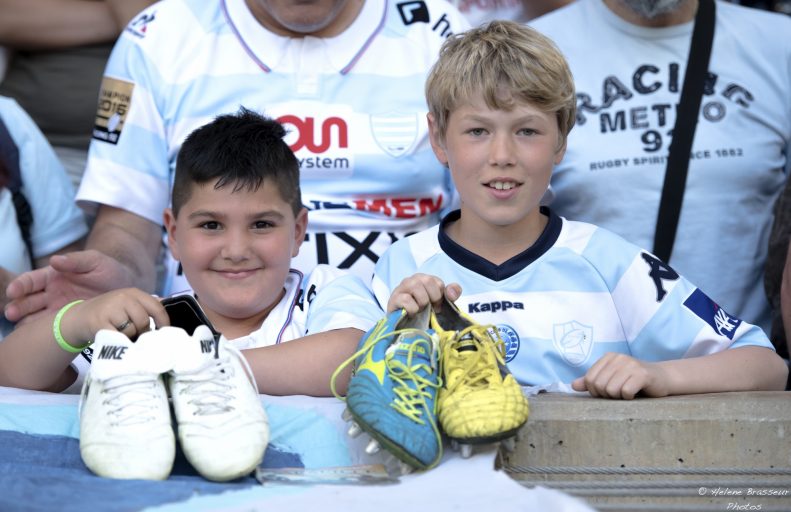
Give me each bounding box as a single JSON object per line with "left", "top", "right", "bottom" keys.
{"left": 374, "top": 20, "right": 786, "bottom": 405}
{"left": 336, "top": 21, "right": 785, "bottom": 473}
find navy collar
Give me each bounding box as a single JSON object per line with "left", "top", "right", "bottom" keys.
{"left": 437, "top": 207, "right": 561, "bottom": 282}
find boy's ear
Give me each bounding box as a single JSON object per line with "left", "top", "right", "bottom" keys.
{"left": 163, "top": 208, "right": 181, "bottom": 262}
{"left": 554, "top": 137, "right": 567, "bottom": 165}
{"left": 427, "top": 113, "right": 449, "bottom": 166}
{"left": 291, "top": 207, "right": 308, "bottom": 258}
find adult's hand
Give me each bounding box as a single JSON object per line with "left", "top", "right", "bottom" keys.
{"left": 0, "top": 267, "right": 15, "bottom": 311}
{"left": 4, "top": 249, "right": 135, "bottom": 323}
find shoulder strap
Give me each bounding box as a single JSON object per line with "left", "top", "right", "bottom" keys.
{"left": 0, "top": 116, "right": 36, "bottom": 268}
{"left": 652, "top": 0, "right": 716, "bottom": 263}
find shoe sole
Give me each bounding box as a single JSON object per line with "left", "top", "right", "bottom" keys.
{"left": 347, "top": 408, "right": 433, "bottom": 470}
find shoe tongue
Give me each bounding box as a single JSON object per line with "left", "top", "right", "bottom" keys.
{"left": 387, "top": 331, "right": 434, "bottom": 365}
{"left": 454, "top": 334, "right": 478, "bottom": 353}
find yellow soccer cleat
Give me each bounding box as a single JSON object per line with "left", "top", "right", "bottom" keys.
{"left": 432, "top": 298, "right": 528, "bottom": 453}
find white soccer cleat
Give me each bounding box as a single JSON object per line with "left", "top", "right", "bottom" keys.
{"left": 79, "top": 328, "right": 178, "bottom": 480}
{"left": 168, "top": 325, "right": 269, "bottom": 482}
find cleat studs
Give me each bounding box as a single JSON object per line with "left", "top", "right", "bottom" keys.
{"left": 515, "top": 430, "right": 525, "bottom": 442}
{"left": 347, "top": 421, "right": 363, "bottom": 438}
{"left": 460, "top": 444, "right": 473, "bottom": 458}
{"left": 501, "top": 437, "right": 516, "bottom": 452}
{"left": 399, "top": 461, "right": 414, "bottom": 475}
{"left": 365, "top": 439, "right": 381, "bottom": 454}
{"left": 450, "top": 439, "right": 460, "bottom": 452}
{"left": 341, "top": 408, "right": 352, "bottom": 421}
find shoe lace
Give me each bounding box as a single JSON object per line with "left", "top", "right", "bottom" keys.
{"left": 83, "top": 374, "right": 165, "bottom": 427}
{"left": 385, "top": 333, "right": 441, "bottom": 425}
{"left": 443, "top": 324, "right": 507, "bottom": 393}
{"left": 331, "top": 321, "right": 441, "bottom": 402}
{"left": 176, "top": 344, "right": 259, "bottom": 416}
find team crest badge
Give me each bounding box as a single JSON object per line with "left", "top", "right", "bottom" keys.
{"left": 493, "top": 324, "right": 520, "bottom": 363}
{"left": 369, "top": 112, "right": 419, "bottom": 158}
{"left": 553, "top": 321, "right": 593, "bottom": 367}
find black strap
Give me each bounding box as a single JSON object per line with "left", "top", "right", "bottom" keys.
{"left": 652, "top": 0, "right": 716, "bottom": 263}
{"left": 0, "top": 117, "right": 36, "bottom": 269}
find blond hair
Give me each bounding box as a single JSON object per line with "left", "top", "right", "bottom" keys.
{"left": 425, "top": 20, "right": 576, "bottom": 148}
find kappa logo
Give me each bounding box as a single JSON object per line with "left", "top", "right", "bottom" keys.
{"left": 468, "top": 300, "right": 525, "bottom": 314}
{"left": 370, "top": 112, "right": 419, "bottom": 157}
{"left": 552, "top": 321, "right": 593, "bottom": 367}
{"left": 397, "top": 1, "right": 430, "bottom": 24}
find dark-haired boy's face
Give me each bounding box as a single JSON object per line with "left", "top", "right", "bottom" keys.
{"left": 164, "top": 178, "right": 307, "bottom": 333}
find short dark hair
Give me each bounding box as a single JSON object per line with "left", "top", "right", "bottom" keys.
{"left": 171, "top": 108, "right": 302, "bottom": 217}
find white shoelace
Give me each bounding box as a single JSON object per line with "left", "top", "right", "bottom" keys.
{"left": 174, "top": 344, "right": 259, "bottom": 416}
{"left": 80, "top": 374, "right": 165, "bottom": 427}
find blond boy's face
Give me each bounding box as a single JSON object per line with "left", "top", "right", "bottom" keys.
{"left": 428, "top": 93, "right": 565, "bottom": 231}
{"left": 164, "top": 178, "right": 307, "bottom": 329}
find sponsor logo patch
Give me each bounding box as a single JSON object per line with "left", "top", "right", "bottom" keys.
{"left": 92, "top": 77, "right": 134, "bottom": 145}
{"left": 277, "top": 114, "right": 353, "bottom": 178}
{"left": 683, "top": 288, "right": 742, "bottom": 340}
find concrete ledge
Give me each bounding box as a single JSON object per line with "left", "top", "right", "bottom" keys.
{"left": 498, "top": 392, "right": 791, "bottom": 511}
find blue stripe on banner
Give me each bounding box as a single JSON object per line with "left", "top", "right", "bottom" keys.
{"left": 0, "top": 430, "right": 259, "bottom": 512}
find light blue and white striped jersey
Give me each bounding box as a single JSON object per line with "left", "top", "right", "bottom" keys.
{"left": 372, "top": 209, "right": 774, "bottom": 388}
{"left": 66, "top": 264, "right": 383, "bottom": 393}
{"left": 76, "top": 0, "right": 469, "bottom": 294}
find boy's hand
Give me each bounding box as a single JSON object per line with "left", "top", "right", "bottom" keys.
{"left": 387, "top": 273, "right": 462, "bottom": 314}
{"left": 571, "top": 352, "right": 670, "bottom": 400}
{"left": 65, "top": 288, "right": 170, "bottom": 344}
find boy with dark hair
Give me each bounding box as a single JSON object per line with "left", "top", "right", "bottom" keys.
{"left": 0, "top": 109, "right": 384, "bottom": 481}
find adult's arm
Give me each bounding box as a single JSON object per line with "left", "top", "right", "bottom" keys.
{"left": 0, "top": 0, "right": 118, "bottom": 49}
{"left": 4, "top": 206, "right": 161, "bottom": 322}
{"left": 105, "top": 0, "right": 156, "bottom": 29}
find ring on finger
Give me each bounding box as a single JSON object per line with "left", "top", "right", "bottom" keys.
{"left": 116, "top": 320, "right": 132, "bottom": 331}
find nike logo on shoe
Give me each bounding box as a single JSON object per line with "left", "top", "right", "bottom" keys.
{"left": 96, "top": 345, "right": 128, "bottom": 360}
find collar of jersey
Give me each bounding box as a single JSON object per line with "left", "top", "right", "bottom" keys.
{"left": 437, "top": 207, "right": 562, "bottom": 282}
{"left": 223, "top": 0, "right": 387, "bottom": 74}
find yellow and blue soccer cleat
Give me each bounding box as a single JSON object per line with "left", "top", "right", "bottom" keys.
{"left": 331, "top": 306, "right": 442, "bottom": 471}
{"left": 432, "top": 298, "right": 529, "bottom": 457}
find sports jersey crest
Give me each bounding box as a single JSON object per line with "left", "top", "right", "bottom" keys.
{"left": 494, "top": 324, "right": 520, "bottom": 363}
{"left": 369, "top": 112, "right": 419, "bottom": 158}
{"left": 553, "top": 320, "right": 593, "bottom": 367}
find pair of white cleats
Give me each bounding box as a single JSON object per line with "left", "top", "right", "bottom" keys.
{"left": 79, "top": 325, "right": 269, "bottom": 482}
